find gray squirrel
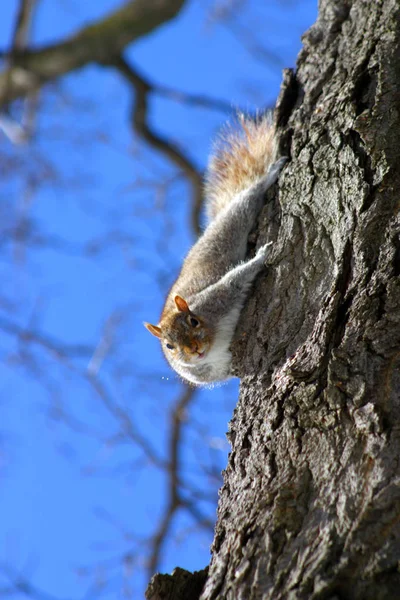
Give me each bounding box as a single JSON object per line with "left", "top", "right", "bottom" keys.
{"left": 144, "top": 114, "right": 286, "bottom": 385}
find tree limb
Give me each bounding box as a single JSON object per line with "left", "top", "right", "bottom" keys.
{"left": 9, "top": 0, "right": 36, "bottom": 59}
{"left": 0, "top": 0, "right": 187, "bottom": 106}
{"left": 112, "top": 56, "right": 204, "bottom": 235}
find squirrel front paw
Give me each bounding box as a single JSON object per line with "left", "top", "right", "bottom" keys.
{"left": 255, "top": 241, "right": 273, "bottom": 264}
{"left": 262, "top": 156, "right": 288, "bottom": 189}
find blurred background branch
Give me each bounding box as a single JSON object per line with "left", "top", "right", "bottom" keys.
{"left": 0, "top": 1, "right": 316, "bottom": 598}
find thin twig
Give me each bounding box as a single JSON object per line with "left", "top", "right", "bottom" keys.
{"left": 2, "top": 0, "right": 38, "bottom": 143}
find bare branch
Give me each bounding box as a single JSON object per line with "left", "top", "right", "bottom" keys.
{"left": 0, "top": 0, "right": 187, "bottom": 106}
{"left": 87, "top": 374, "right": 166, "bottom": 470}
{"left": 87, "top": 312, "right": 122, "bottom": 376}
{"left": 225, "top": 19, "right": 284, "bottom": 69}
{"left": 0, "top": 315, "right": 93, "bottom": 359}
{"left": 154, "top": 84, "right": 235, "bottom": 115}
{"left": 147, "top": 385, "right": 196, "bottom": 576}
{"left": 111, "top": 56, "right": 204, "bottom": 236}
{"left": 0, "top": 563, "right": 70, "bottom": 600}
{"left": 9, "top": 0, "right": 37, "bottom": 60}
{"left": 0, "top": 112, "right": 27, "bottom": 143}
{"left": 2, "top": 0, "right": 39, "bottom": 142}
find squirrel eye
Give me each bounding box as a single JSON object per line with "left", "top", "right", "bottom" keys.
{"left": 165, "top": 343, "right": 174, "bottom": 350}
{"left": 189, "top": 317, "right": 199, "bottom": 328}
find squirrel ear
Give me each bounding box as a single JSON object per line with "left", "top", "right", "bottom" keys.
{"left": 175, "top": 295, "right": 189, "bottom": 312}
{"left": 144, "top": 322, "right": 162, "bottom": 338}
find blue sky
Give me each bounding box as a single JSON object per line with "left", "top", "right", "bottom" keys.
{"left": 0, "top": 1, "right": 317, "bottom": 598}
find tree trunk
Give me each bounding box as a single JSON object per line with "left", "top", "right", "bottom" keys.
{"left": 147, "top": 0, "right": 400, "bottom": 598}
{"left": 202, "top": 0, "right": 400, "bottom": 598}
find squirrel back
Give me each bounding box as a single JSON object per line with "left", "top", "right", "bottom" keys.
{"left": 205, "top": 113, "right": 276, "bottom": 222}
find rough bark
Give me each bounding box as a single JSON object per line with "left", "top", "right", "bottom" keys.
{"left": 147, "top": 0, "right": 400, "bottom": 598}
{"left": 201, "top": 0, "right": 400, "bottom": 598}
{"left": 0, "top": 0, "right": 186, "bottom": 106}
{"left": 146, "top": 567, "right": 208, "bottom": 600}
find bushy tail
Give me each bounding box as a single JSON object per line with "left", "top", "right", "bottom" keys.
{"left": 205, "top": 113, "right": 276, "bottom": 222}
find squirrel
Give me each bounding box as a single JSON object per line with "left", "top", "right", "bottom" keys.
{"left": 144, "top": 114, "right": 286, "bottom": 386}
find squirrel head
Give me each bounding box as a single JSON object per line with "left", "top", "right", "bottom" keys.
{"left": 144, "top": 295, "right": 212, "bottom": 365}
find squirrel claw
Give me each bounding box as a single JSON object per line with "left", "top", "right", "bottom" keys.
{"left": 261, "top": 156, "right": 288, "bottom": 190}
{"left": 255, "top": 242, "right": 273, "bottom": 263}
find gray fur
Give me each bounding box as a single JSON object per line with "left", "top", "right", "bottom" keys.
{"left": 159, "top": 157, "right": 286, "bottom": 386}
